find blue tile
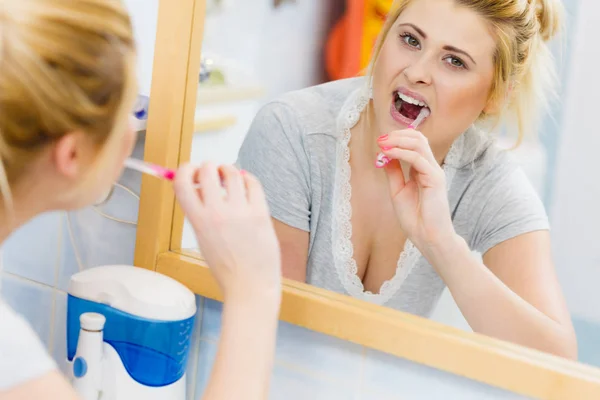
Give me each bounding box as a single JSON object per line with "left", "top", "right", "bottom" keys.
{"left": 270, "top": 364, "right": 357, "bottom": 400}
{"left": 52, "top": 291, "right": 69, "bottom": 375}
{"left": 1, "top": 273, "right": 54, "bottom": 348}
{"left": 194, "top": 339, "right": 218, "bottom": 400}
{"left": 2, "top": 212, "right": 61, "bottom": 286}
{"left": 573, "top": 317, "right": 600, "bottom": 368}
{"left": 362, "top": 349, "right": 530, "bottom": 400}
{"left": 58, "top": 208, "right": 137, "bottom": 291}
{"left": 199, "top": 299, "right": 223, "bottom": 340}
{"left": 191, "top": 339, "right": 356, "bottom": 400}
{"left": 275, "top": 322, "right": 363, "bottom": 385}
{"left": 199, "top": 299, "right": 363, "bottom": 385}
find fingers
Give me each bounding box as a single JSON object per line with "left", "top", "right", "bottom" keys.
{"left": 173, "top": 163, "right": 205, "bottom": 221}
{"left": 195, "top": 162, "right": 224, "bottom": 206}
{"left": 378, "top": 129, "right": 437, "bottom": 165}
{"left": 175, "top": 163, "right": 270, "bottom": 219}
{"left": 380, "top": 148, "right": 443, "bottom": 188}
{"left": 219, "top": 164, "right": 246, "bottom": 204}
{"left": 383, "top": 156, "right": 406, "bottom": 195}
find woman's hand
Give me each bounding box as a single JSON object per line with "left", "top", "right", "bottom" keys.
{"left": 174, "top": 162, "right": 282, "bottom": 305}
{"left": 377, "top": 129, "right": 456, "bottom": 251}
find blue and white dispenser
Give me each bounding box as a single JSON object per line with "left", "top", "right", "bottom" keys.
{"left": 66, "top": 265, "right": 196, "bottom": 400}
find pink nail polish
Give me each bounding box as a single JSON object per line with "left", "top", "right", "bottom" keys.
{"left": 240, "top": 170, "right": 247, "bottom": 175}
{"left": 408, "top": 125, "right": 415, "bottom": 129}
{"left": 381, "top": 146, "right": 392, "bottom": 151}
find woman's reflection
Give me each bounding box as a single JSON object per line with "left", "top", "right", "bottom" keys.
{"left": 237, "top": 0, "right": 576, "bottom": 358}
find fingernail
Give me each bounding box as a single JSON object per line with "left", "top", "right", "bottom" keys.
{"left": 408, "top": 125, "right": 415, "bottom": 129}
{"left": 377, "top": 134, "right": 388, "bottom": 141}
{"left": 381, "top": 146, "right": 392, "bottom": 151}
{"left": 240, "top": 170, "right": 247, "bottom": 175}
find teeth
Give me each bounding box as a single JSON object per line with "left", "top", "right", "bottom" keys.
{"left": 396, "top": 92, "right": 427, "bottom": 107}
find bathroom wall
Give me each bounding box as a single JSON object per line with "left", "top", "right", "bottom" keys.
{"left": 549, "top": 0, "right": 600, "bottom": 367}
{"left": 186, "top": 297, "right": 528, "bottom": 400}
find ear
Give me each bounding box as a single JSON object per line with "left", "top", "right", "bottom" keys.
{"left": 52, "top": 132, "right": 86, "bottom": 179}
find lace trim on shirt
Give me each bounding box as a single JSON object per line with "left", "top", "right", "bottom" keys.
{"left": 331, "top": 87, "right": 465, "bottom": 305}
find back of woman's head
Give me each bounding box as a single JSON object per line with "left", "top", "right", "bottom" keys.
{"left": 369, "top": 0, "right": 565, "bottom": 144}
{"left": 0, "top": 0, "right": 137, "bottom": 187}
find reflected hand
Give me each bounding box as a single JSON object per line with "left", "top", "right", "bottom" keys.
{"left": 174, "top": 163, "right": 282, "bottom": 303}
{"left": 377, "top": 129, "right": 456, "bottom": 249}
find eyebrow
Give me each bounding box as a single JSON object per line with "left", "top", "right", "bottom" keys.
{"left": 397, "top": 23, "right": 477, "bottom": 65}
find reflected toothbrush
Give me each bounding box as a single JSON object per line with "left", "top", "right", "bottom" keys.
{"left": 375, "top": 107, "right": 431, "bottom": 169}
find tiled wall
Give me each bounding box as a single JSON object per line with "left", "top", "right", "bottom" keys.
{"left": 187, "top": 298, "right": 530, "bottom": 400}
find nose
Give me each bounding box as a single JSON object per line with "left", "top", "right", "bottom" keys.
{"left": 403, "top": 55, "right": 432, "bottom": 86}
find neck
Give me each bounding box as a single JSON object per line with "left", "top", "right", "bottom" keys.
{"left": 0, "top": 180, "right": 54, "bottom": 245}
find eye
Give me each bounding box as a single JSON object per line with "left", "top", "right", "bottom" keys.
{"left": 445, "top": 56, "right": 466, "bottom": 69}
{"left": 400, "top": 33, "right": 420, "bottom": 49}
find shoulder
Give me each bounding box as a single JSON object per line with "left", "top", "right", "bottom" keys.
{"left": 253, "top": 77, "right": 367, "bottom": 136}
{"left": 451, "top": 128, "right": 527, "bottom": 188}
{"left": 451, "top": 129, "right": 548, "bottom": 217}
{"left": 0, "top": 299, "right": 57, "bottom": 390}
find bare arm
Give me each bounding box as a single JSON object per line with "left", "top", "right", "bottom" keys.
{"left": 272, "top": 218, "right": 309, "bottom": 282}
{"left": 0, "top": 371, "right": 80, "bottom": 400}
{"left": 425, "top": 231, "right": 577, "bottom": 359}
{"left": 176, "top": 164, "right": 285, "bottom": 400}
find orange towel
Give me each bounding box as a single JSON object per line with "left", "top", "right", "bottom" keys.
{"left": 325, "top": 0, "right": 393, "bottom": 81}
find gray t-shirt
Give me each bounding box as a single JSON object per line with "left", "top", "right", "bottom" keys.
{"left": 237, "top": 77, "right": 549, "bottom": 317}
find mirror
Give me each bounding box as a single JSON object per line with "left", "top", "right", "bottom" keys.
{"left": 175, "top": 0, "right": 600, "bottom": 373}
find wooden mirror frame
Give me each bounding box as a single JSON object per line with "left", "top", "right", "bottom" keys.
{"left": 133, "top": 1, "right": 600, "bottom": 398}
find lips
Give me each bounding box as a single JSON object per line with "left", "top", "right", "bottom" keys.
{"left": 390, "top": 89, "right": 431, "bottom": 126}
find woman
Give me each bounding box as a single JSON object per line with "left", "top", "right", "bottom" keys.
{"left": 237, "top": 0, "right": 577, "bottom": 358}
{"left": 0, "top": 1, "right": 281, "bottom": 399}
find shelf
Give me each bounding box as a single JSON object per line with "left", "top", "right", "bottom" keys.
{"left": 197, "top": 84, "right": 265, "bottom": 104}
{"left": 194, "top": 115, "right": 237, "bottom": 133}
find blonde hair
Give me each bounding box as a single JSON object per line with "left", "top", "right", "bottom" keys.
{"left": 0, "top": 0, "right": 138, "bottom": 207}
{"left": 367, "top": 0, "right": 564, "bottom": 145}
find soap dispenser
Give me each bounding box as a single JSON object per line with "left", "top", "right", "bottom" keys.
{"left": 66, "top": 265, "right": 196, "bottom": 400}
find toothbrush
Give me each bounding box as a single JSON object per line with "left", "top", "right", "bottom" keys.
{"left": 124, "top": 158, "right": 229, "bottom": 190}
{"left": 124, "top": 158, "right": 177, "bottom": 181}
{"left": 375, "top": 107, "right": 431, "bottom": 169}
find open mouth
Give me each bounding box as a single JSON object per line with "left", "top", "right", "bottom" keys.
{"left": 393, "top": 91, "right": 430, "bottom": 123}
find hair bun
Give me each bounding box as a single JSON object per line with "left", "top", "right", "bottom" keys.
{"left": 534, "top": 0, "right": 564, "bottom": 42}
